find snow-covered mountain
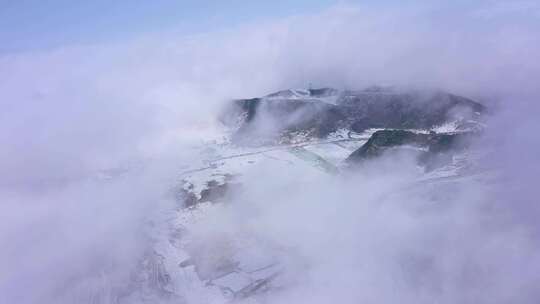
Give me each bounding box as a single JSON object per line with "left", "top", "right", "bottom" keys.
{"left": 113, "top": 86, "right": 492, "bottom": 303}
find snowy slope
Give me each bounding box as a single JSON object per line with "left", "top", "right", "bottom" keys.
{"left": 119, "top": 123, "right": 490, "bottom": 303}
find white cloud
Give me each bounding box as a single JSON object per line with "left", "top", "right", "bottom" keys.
{"left": 0, "top": 2, "right": 539, "bottom": 303}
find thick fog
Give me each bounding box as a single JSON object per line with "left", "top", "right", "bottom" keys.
{"left": 1, "top": 2, "right": 539, "bottom": 303}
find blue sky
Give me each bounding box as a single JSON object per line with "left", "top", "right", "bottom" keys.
{"left": 0, "top": 0, "right": 341, "bottom": 53}
{"left": 1, "top": 1, "right": 537, "bottom": 54}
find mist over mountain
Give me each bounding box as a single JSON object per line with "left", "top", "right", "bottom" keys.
{"left": 1, "top": 2, "right": 540, "bottom": 304}
{"left": 223, "top": 86, "right": 484, "bottom": 143}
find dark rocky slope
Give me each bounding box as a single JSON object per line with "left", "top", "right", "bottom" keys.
{"left": 345, "top": 129, "right": 477, "bottom": 170}
{"left": 221, "top": 86, "right": 485, "bottom": 145}
{"left": 338, "top": 86, "right": 484, "bottom": 132}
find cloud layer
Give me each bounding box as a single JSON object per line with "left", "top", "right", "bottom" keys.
{"left": 1, "top": 2, "right": 539, "bottom": 303}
